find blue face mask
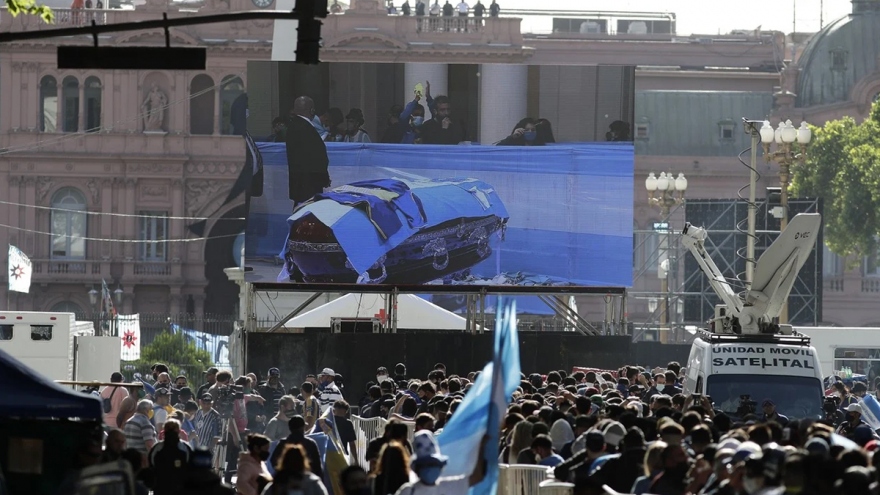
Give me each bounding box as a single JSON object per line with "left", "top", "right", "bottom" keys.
{"left": 523, "top": 131, "right": 537, "bottom": 142}
{"left": 412, "top": 116, "right": 424, "bottom": 127}
{"left": 418, "top": 466, "right": 443, "bottom": 485}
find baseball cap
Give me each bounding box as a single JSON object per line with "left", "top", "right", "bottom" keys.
{"left": 762, "top": 399, "right": 775, "bottom": 407}
{"left": 178, "top": 387, "right": 193, "bottom": 397}
{"left": 320, "top": 368, "right": 336, "bottom": 377}
{"left": 204, "top": 367, "right": 219, "bottom": 375}
{"left": 805, "top": 437, "right": 830, "bottom": 457}
{"left": 200, "top": 394, "right": 213, "bottom": 402}
{"left": 268, "top": 367, "right": 281, "bottom": 377}
{"left": 154, "top": 388, "right": 170, "bottom": 397}
{"left": 847, "top": 403, "right": 863, "bottom": 414}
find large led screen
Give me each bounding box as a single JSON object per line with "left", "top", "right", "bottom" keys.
{"left": 243, "top": 61, "right": 635, "bottom": 288}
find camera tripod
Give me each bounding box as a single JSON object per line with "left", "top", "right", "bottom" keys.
{"left": 212, "top": 416, "right": 243, "bottom": 479}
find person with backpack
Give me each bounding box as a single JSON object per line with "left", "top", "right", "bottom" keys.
{"left": 101, "top": 372, "right": 130, "bottom": 427}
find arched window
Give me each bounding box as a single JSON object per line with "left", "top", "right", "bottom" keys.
{"left": 51, "top": 187, "right": 87, "bottom": 259}
{"left": 62, "top": 76, "right": 80, "bottom": 132}
{"left": 50, "top": 301, "right": 86, "bottom": 319}
{"left": 39, "top": 76, "right": 58, "bottom": 132}
{"left": 189, "top": 74, "right": 215, "bottom": 135}
{"left": 219, "top": 75, "right": 244, "bottom": 135}
{"left": 84, "top": 76, "right": 102, "bottom": 132}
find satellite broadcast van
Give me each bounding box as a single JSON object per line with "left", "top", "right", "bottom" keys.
{"left": 680, "top": 213, "right": 825, "bottom": 419}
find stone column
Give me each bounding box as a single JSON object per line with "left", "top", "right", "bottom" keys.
{"left": 124, "top": 178, "right": 137, "bottom": 260}
{"left": 404, "top": 63, "right": 447, "bottom": 121}
{"left": 170, "top": 179, "right": 184, "bottom": 262}
{"left": 478, "top": 63, "right": 528, "bottom": 145}
{"left": 214, "top": 82, "right": 222, "bottom": 135}
{"left": 78, "top": 82, "right": 86, "bottom": 132}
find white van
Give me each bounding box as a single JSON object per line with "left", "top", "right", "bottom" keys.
{"left": 683, "top": 330, "right": 825, "bottom": 419}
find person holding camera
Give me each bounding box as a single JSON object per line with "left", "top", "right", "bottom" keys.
{"left": 821, "top": 395, "right": 845, "bottom": 426}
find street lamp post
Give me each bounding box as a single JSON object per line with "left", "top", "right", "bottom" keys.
{"left": 87, "top": 284, "right": 124, "bottom": 336}
{"left": 760, "top": 120, "right": 812, "bottom": 323}
{"left": 645, "top": 172, "right": 688, "bottom": 343}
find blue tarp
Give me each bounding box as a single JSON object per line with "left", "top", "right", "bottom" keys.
{"left": 247, "top": 142, "right": 634, "bottom": 287}
{"left": 0, "top": 347, "right": 102, "bottom": 420}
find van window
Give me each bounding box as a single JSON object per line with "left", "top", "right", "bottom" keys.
{"left": 30, "top": 325, "right": 53, "bottom": 341}
{"left": 707, "top": 374, "right": 822, "bottom": 419}
{"left": 0, "top": 325, "right": 12, "bottom": 340}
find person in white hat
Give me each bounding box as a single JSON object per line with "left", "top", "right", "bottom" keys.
{"left": 316, "top": 368, "right": 344, "bottom": 413}
{"left": 394, "top": 430, "right": 487, "bottom": 495}
{"left": 836, "top": 403, "right": 868, "bottom": 438}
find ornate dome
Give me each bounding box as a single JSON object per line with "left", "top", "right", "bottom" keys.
{"left": 796, "top": 0, "right": 880, "bottom": 108}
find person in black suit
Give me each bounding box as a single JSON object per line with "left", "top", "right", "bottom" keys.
{"left": 285, "top": 96, "right": 330, "bottom": 211}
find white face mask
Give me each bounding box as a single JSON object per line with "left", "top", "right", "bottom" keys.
{"left": 377, "top": 375, "right": 389, "bottom": 383}
{"left": 656, "top": 384, "right": 665, "bottom": 392}
{"left": 742, "top": 476, "right": 762, "bottom": 494}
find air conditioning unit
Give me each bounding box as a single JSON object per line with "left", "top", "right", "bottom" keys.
{"left": 330, "top": 317, "right": 382, "bottom": 334}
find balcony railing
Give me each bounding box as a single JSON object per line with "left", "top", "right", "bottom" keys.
{"left": 133, "top": 262, "right": 172, "bottom": 276}
{"left": 824, "top": 276, "right": 844, "bottom": 293}
{"left": 31, "top": 259, "right": 104, "bottom": 278}
{"left": 417, "top": 17, "right": 484, "bottom": 34}
{"left": 862, "top": 277, "right": 880, "bottom": 293}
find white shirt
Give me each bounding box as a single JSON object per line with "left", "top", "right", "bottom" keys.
{"left": 430, "top": 2, "right": 440, "bottom": 14}
{"left": 394, "top": 476, "right": 469, "bottom": 495}
{"left": 456, "top": 1, "right": 468, "bottom": 12}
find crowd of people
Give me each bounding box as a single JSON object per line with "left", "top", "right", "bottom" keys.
{"left": 81, "top": 359, "right": 880, "bottom": 495}
{"left": 258, "top": 82, "right": 558, "bottom": 149}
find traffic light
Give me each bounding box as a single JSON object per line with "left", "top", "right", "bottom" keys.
{"left": 294, "top": 0, "right": 328, "bottom": 65}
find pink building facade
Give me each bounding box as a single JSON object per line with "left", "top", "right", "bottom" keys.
{"left": 0, "top": 0, "right": 876, "bottom": 327}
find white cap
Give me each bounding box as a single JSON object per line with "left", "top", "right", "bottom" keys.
{"left": 320, "top": 368, "right": 336, "bottom": 377}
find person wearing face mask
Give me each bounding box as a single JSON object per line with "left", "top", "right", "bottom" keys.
{"left": 397, "top": 95, "right": 428, "bottom": 144}
{"left": 836, "top": 403, "right": 871, "bottom": 439}
{"left": 237, "top": 434, "right": 273, "bottom": 495}
{"left": 648, "top": 443, "right": 691, "bottom": 495}
{"left": 740, "top": 447, "right": 786, "bottom": 495}
{"left": 393, "top": 430, "right": 487, "bottom": 495}
{"left": 644, "top": 373, "right": 669, "bottom": 404}
{"left": 496, "top": 118, "right": 545, "bottom": 146}
{"left": 265, "top": 396, "right": 296, "bottom": 442}
{"left": 147, "top": 419, "right": 193, "bottom": 495}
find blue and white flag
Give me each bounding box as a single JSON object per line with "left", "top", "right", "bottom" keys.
{"left": 437, "top": 298, "right": 520, "bottom": 494}
{"left": 171, "top": 324, "right": 231, "bottom": 369}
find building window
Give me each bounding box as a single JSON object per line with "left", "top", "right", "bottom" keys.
{"left": 189, "top": 74, "right": 215, "bottom": 135}
{"left": 50, "top": 301, "right": 86, "bottom": 319}
{"left": 831, "top": 49, "right": 848, "bottom": 71}
{"left": 50, "top": 187, "right": 87, "bottom": 259}
{"left": 84, "top": 76, "right": 102, "bottom": 132}
{"left": 632, "top": 221, "right": 641, "bottom": 269}
{"left": 719, "top": 121, "right": 736, "bottom": 140}
{"left": 635, "top": 122, "right": 649, "bottom": 140}
{"left": 220, "top": 75, "right": 244, "bottom": 135}
{"left": 30, "top": 325, "right": 53, "bottom": 341}
{"left": 39, "top": 76, "right": 58, "bottom": 133}
{"left": 823, "top": 242, "right": 843, "bottom": 277}
{"left": 61, "top": 76, "right": 79, "bottom": 133}
{"left": 139, "top": 211, "right": 168, "bottom": 261}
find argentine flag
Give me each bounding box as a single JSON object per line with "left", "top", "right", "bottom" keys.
{"left": 308, "top": 407, "right": 350, "bottom": 495}
{"left": 437, "top": 298, "right": 521, "bottom": 495}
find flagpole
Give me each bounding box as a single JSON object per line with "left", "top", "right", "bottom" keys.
{"left": 6, "top": 244, "right": 9, "bottom": 311}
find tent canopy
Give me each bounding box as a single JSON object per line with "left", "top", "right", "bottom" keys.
{"left": 0, "top": 347, "right": 102, "bottom": 420}
{"left": 286, "top": 294, "right": 467, "bottom": 330}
